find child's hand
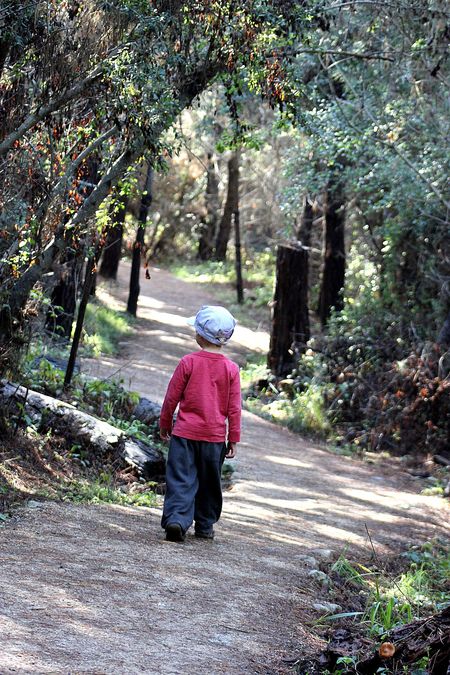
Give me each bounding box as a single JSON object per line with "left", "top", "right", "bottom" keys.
{"left": 225, "top": 442, "right": 237, "bottom": 458}
{"left": 160, "top": 427, "right": 171, "bottom": 442}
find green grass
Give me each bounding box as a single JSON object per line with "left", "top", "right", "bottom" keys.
{"left": 326, "top": 540, "right": 449, "bottom": 639}
{"left": 245, "top": 381, "right": 332, "bottom": 436}
{"left": 20, "top": 299, "right": 133, "bottom": 395}
{"left": 61, "top": 475, "right": 159, "bottom": 508}
{"left": 82, "top": 301, "right": 133, "bottom": 356}
{"left": 240, "top": 354, "right": 269, "bottom": 389}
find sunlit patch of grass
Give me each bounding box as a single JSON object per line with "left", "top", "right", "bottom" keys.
{"left": 245, "top": 381, "right": 332, "bottom": 436}
{"left": 82, "top": 301, "right": 133, "bottom": 356}
{"left": 62, "top": 474, "right": 159, "bottom": 508}
{"left": 240, "top": 355, "right": 269, "bottom": 389}
{"left": 172, "top": 260, "right": 234, "bottom": 285}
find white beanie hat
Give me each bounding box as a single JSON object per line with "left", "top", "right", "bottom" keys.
{"left": 187, "top": 305, "right": 236, "bottom": 345}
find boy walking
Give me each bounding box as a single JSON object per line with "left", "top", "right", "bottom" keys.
{"left": 159, "top": 305, "right": 241, "bottom": 542}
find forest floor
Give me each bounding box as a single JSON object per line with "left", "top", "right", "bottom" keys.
{"left": 1, "top": 263, "right": 448, "bottom": 675}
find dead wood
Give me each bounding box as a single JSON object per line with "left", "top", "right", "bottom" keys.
{"left": 356, "top": 606, "right": 450, "bottom": 675}
{"left": 0, "top": 381, "right": 165, "bottom": 478}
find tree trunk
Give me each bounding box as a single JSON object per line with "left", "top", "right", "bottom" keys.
{"left": 45, "top": 158, "right": 99, "bottom": 338}
{"left": 0, "top": 40, "right": 10, "bottom": 79}
{"left": 198, "top": 153, "right": 220, "bottom": 260}
{"left": 234, "top": 210, "right": 244, "bottom": 304}
{"left": 45, "top": 248, "right": 79, "bottom": 340}
{"left": 297, "top": 194, "right": 314, "bottom": 247}
{"left": 99, "top": 194, "right": 128, "bottom": 280}
{"left": 268, "top": 244, "right": 310, "bottom": 377}
{"left": 214, "top": 150, "right": 240, "bottom": 262}
{"left": 317, "top": 177, "right": 346, "bottom": 327}
{"left": 64, "top": 255, "right": 95, "bottom": 388}
{"left": 88, "top": 241, "right": 104, "bottom": 296}
{"left": 127, "top": 164, "right": 153, "bottom": 317}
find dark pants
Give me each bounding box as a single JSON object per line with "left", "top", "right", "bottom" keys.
{"left": 161, "top": 435, "right": 227, "bottom": 533}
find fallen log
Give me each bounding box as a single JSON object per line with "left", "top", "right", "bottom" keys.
{"left": 0, "top": 381, "right": 165, "bottom": 478}
{"left": 357, "top": 606, "right": 450, "bottom": 675}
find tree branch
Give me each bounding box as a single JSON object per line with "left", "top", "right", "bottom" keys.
{"left": 5, "top": 140, "right": 143, "bottom": 320}
{"left": 35, "top": 125, "right": 118, "bottom": 222}
{"left": 326, "top": 60, "right": 450, "bottom": 211}
{"left": 0, "top": 65, "right": 104, "bottom": 156}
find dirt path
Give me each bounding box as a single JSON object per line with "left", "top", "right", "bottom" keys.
{"left": 1, "top": 264, "right": 448, "bottom": 675}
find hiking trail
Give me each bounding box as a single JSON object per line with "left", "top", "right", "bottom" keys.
{"left": 1, "top": 264, "right": 448, "bottom": 674}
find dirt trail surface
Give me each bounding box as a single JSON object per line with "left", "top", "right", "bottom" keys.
{"left": 1, "top": 264, "right": 448, "bottom": 675}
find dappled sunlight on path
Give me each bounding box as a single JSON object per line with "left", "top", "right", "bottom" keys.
{"left": 1, "top": 262, "right": 448, "bottom": 674}
{"left": 83, "top": 264, "right": 268, "bottom": 402}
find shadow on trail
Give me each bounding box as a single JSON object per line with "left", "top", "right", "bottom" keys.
{"left": 1, "top": 264, "right": 447, "bottom": 674}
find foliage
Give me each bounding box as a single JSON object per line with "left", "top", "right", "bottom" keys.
{"left": 240, "top": 354, "right": 270, "bottom": 390}
{"left": 71, "top": 376, "right": 140, "bottom": 418}
{"left": 0, "top": 0, "right": 319, "bottom": 373}
{"left": 327, "top": 540, "right": 449, "bottom": 638}
{"left": 243, "top": 349, "right": 332, "bottom": 436}
{"left": 82, "top": 302, "right": 133, "bottom": 356}
{"left": 304, "top": 309, "right": 450, "bottom": 454}
{"left": 246, "top": 380, "right": 331, "bottom": 436}
{"left": 62, "top": 474, "right": 158, "bottom": 508}
{"left": 22, "top": 356, "right": 67, "bottom": 398}
{"left": 19, "top": 299, "right": 133, "bottom": 397}
{"left": 243, "top": 280, "right": 450, "bottom": 455}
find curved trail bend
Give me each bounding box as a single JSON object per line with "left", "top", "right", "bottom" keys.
{"left": 1, "top": 264, "right": 448, "bottom": 674}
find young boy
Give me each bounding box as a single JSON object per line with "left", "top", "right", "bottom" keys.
{"left": 159, "top": 305, "right": 241, "bottom": 542}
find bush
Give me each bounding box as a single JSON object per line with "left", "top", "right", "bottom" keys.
{"left": 265, "top": 286, "right": 449, "bottom": 454}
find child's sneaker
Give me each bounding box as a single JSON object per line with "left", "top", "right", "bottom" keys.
{"left": 165, "top": 523, "right": 185, "bottom": 542}
{"left": 194, "top": 528, "right": 214, "bottom": 540}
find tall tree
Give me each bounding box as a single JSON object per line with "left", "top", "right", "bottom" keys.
{"left": 317, "top": 176, "right": 346, "bottom": 327}
{"left": 268, "top": 244, "right": 310, "bottom": 377}
{"left": 99, "top": 194, "right": 128, "bottom": 280}
{"left": 127, "top": 164, "right": 153, "bottom": 316}
{"left": 215, "top": 150, "right": 240, "bottom": 261}
{"left": 198, "top": 153, "right": 220, "bottom": 260}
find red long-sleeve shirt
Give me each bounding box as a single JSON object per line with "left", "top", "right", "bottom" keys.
{"left": 159, "top": 350, "right": 241, "bottom": 443}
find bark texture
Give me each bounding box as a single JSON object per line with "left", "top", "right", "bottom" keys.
{"left": 318, "top": 178, "right": 346, "bottom": 327}
{"left": 198, "top": 153, "right": 219, "bottom": 261}
{"left": 99, "top": 195, "right": 128, "bottom": 280}
{"left": 127, "top": 164, "right": 153, "bottom": 316}
{"left": 214, "top": 150, "right": 240, "bottom": 262}
{"left": 297, "top": 195, "right": 314, "bottom": 247}
{"left": 268, "top": 244, "right": 310, "bottom": 377}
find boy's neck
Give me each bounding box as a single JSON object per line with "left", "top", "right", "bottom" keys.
{"left": 201, "top": 345, "right": 222, "bottom": 353}
{"left": 196, "top": 333, "right": 223, "bottom": 352}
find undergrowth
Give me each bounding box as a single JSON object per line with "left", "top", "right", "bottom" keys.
{"left": 82, "top": 301, "right": 133, "bottom": 356}
{"left": 300, "top": 540, "right": 450, "bottom": 675}
{"left": 327, "top": 541, "right": 449, "bottom": 636}
{"left": 20, "top": 299, "right": 133, "bottom": 386}
{"left": 62, "top": 474, "right": 159, "bottom": 508}
{"left": 241, "top": 354, "right": 332, "bottom": 438}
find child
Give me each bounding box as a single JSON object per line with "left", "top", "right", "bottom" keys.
{"left": 159, "top": 305, "right": 241, "bottom": 542}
